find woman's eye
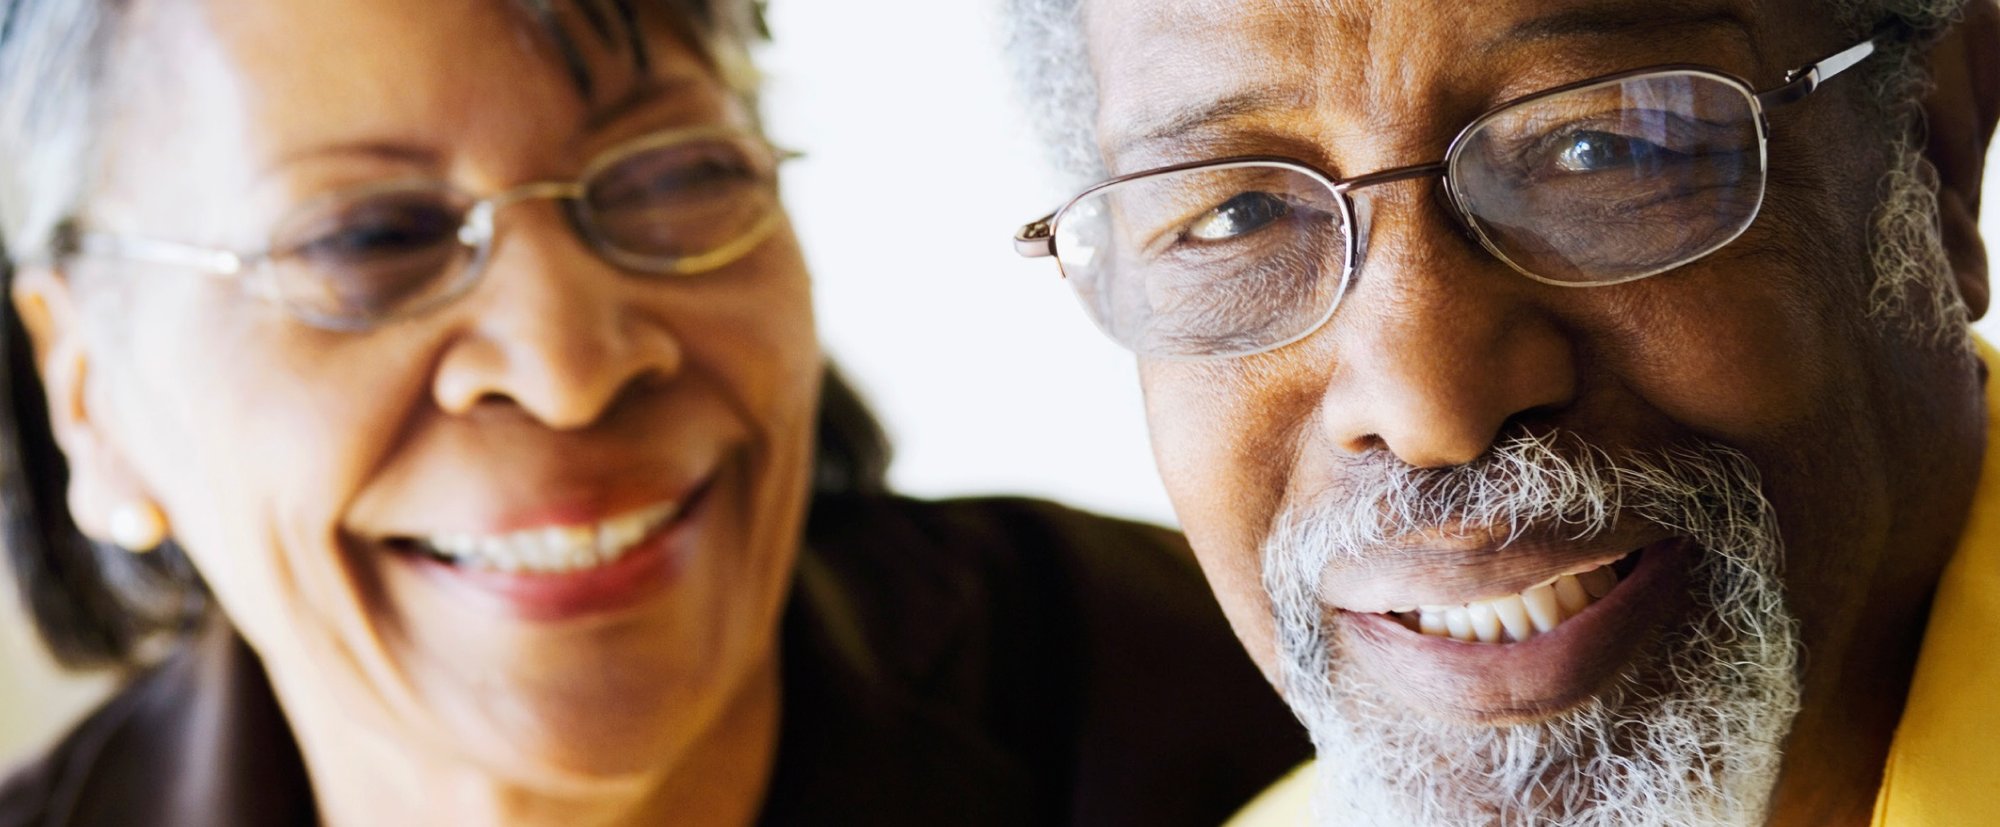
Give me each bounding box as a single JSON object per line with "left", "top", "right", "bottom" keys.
{"left": 673, "top": 157, "right": 755, "bottom": 187}
{"left": 1553, "top": 131, "right": 1682, "bottom": 173}
{"left": 294, "top": 201, "right": 461, "bottom": 262}
{"left": 596, "top": 145, "right": 763, "bottom": 208}
{"left": 304, "top": 222, "right": 445, "bottom": 258}
{"left": 1185, "top": 192, "right": 1292, "bottom": 242}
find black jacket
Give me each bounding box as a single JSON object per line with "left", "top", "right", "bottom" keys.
{"left": 2, "top": 495, "right": 1310, "bottom": 825}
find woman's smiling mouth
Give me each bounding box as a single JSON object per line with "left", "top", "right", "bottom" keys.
{"left": 412, "top": 500, "right": 685, "bottom": 574}
{"left": 369, "top": 474, "right": 721, "bottom": 622}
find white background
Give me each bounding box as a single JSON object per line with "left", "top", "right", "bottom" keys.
{"left": 5, "top": 0, "right": 2000, "bottom": 767}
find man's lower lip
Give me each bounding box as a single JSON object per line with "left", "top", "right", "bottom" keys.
{"left": 405, "top": 489, "right": 710, "bottom": 623}
{"left": 1335, "top": 537, "right": 1692, "bottom": 725}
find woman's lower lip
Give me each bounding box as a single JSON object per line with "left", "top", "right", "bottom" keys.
{"left": 1334, "top": 537, "right": 1693, "bottom": 725}
{"left": 406, "top": 488, "right": 711, "bottom": 623}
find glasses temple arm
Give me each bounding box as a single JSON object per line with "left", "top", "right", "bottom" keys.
{"left": 61, "top": 229, "right": 253, "bottom": 278}
{"left": 1755, "top": 33, "right": 1883, "bottom": 109}
{"left": 1015, "top": 212, "right": 1057, "bottom": 259}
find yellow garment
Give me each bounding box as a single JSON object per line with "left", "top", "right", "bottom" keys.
{"left": 1873, "top": 343, "right": 2000, "bottom": 823}
{"left": 1227, "top": 762, "right": 1313, "bottom": 826}
{"left": 1227, "top": 348, "right": 2000, "bottom": 826}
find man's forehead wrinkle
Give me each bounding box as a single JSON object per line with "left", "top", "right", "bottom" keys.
{"left": 1087, "top": 0, "right": 1780, "bottom": 171}
{"left": 1090, "top": 0, "right": 1368, "bottom": 165}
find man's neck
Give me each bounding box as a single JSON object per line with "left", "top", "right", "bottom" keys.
{"left": 1766, "top": 366, "right": 1988, "bottom": 827}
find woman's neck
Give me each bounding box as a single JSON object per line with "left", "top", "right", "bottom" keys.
{"left": 274, "top": 655, "right": 783, "bottom": 827}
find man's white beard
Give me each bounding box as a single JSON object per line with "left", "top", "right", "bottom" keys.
{"left": 1263, "top": 433, "right": 1802, "bottom": 826}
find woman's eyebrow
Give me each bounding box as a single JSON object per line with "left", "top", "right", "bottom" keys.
{"left": 584, "top": 74, "right": 702, "bottom": 133}
{"left": 261, "top": 140, "right": 443, "bottom": 178}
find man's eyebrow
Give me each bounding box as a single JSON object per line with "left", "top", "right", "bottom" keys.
{"left": 1103, "top": 4, "right": 1754, "bottom": 165}
{"left": 1490, "top": 2, "right": 1753, "bottom": 56}
{"left": 1105, "top": 86, "right": 1302, "bottom": 162}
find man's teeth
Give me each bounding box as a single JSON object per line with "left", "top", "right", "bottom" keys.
{"left": 418, "top": 502, "right": 679, "bottom": 574}
{"left": 1393, "top": 561, "right": 1624, "bottom": 644}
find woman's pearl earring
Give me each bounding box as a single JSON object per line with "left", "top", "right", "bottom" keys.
{"left": 108, "top": 501, "right": 167, "bottom": 553}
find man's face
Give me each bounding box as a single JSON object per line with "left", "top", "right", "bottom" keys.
{"left": 1083, "top": 0, "right": 1987, "bottom": 821}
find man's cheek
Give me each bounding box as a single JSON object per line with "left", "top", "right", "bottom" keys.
{"left": 1644, "top": 310, "right": 1841, "bottom": 439}
{"left": 1142, "top": 363, "right": 1300, "bottom": 671}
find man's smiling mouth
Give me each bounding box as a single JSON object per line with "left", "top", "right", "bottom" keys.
{"left": 1387, "top": 551, "right": 1641, "bottom": 644}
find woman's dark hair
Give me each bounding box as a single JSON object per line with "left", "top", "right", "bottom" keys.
{"left": 0, "top": 0, "right": 892, "bottom": 671}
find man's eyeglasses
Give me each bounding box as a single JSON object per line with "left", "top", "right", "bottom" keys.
{"left": 51, "top": 125, "right": 792, "bottom": 331}
{"left": 1013, "top": 31, "right": 1889, "bottom": 360}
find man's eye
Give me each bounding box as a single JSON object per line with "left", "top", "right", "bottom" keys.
{"left": 1553, "top": 131, "right": 1684, "bottom": 173}
{"left": 1185, "top": 192, "right": 1293, "bottom": 242}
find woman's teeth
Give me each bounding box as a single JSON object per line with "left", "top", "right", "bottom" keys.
{"left": 1394, "top": 560, "right": 1623, "bottom": 644}
{"left": 416, "top": 502, "right": 680, "bottom": 574}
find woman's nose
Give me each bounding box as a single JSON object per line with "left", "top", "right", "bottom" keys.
{"left": 431, "top": 204, "right": 684, "bottom": 429}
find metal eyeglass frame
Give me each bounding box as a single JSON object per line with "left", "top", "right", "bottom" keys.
{"left": 47, "top": 124, "right": 797, "bottom": 331}
{"left": 1012, "top": 29, "right": 1889, "bottom": 358}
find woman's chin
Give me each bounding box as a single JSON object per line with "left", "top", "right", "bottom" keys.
{"left": 425, "top": 667, "right": 732, "bottom": 784}
{"left": 385, "top": 581, "right": 777, "bottom": 787}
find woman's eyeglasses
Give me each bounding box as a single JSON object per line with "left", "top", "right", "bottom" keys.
{"left": 1013, "top": 31, "right": 1889, "bottom": 360}
{"left": 52, "top": 124, "right": 792, "bottom": 331}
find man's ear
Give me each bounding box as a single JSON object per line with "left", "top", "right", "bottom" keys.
{"left": 1923, "top": 0, "right": 2000, "bottom": 320}
{"left": 10, "top": 265, "right": 148, "bottom": 543}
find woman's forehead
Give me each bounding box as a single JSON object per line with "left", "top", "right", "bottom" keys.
{"left": 128, "top": 0, "right": 723, "bottom": 169}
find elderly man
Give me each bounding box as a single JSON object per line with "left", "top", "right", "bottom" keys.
{"left": 1005, "top": 0, "right": 1998, "bottom": 824}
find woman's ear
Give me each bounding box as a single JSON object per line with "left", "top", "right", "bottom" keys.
{"left": 11, "top": 265, "right": 164, "bottom": 549}
{"left": 1923, "top": 0, "right": 2000, "bottom": 320}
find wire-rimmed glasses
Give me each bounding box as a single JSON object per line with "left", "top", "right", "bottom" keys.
{"left": 51, "top": 124, "right": 792, "bottom": 331}
{"left": 1013, "top": 32, "right": 1889, "bottom": 359}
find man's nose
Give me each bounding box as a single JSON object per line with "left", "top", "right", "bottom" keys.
{"left": 1318, "top": 191, "right": 1577, "bottom": 468}
{"left": 431, "top": 204, "right": 683, "bottom": 430}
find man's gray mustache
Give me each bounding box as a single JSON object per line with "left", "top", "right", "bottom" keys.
{"left": 1267, "top": 430, "right": 1772, "bottom": 566}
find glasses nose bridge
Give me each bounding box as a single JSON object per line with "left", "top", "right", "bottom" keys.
{"left": 1332, "top": 160, "right": 1452, "bottom": 271}
{"left": 459, "top": 181, "right": 588, "bottom": 247}
{"left": 1335, "top": 160, "right": 1450, "bottom": 195}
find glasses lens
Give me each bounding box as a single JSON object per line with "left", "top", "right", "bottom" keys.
{"left": 268, "top": 183, "right": 478, "bottom": 327}
{"left": 1450, "top": 71, "right": 1765, "bottom": 283}
{"left": 581, "top": 131, "right": 782, "bottom": 271}
{"left": 1054, "top": 163, "right": 1349, "bottom": 358}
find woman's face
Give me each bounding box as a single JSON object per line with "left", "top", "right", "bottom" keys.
{"left": 42, "top": 0, "right": 820, "bottom": 779}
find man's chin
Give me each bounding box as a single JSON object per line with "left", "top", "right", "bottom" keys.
{"left": 1291, "top": 593, "right": 1798, "bottom": 827}
{"left": 1301, "top": 653, "right": 1790, "bottom": 825}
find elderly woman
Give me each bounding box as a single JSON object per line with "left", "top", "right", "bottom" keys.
{"left": 0, "top": 1, "right": 1307, "bottom": 824}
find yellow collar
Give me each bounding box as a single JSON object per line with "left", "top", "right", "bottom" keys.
{"left": 1870, "top": 341, "right": 2000, "bottom": 824}
{"left": 1229, "top": 346, "right": 2000, "bottom": 826}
